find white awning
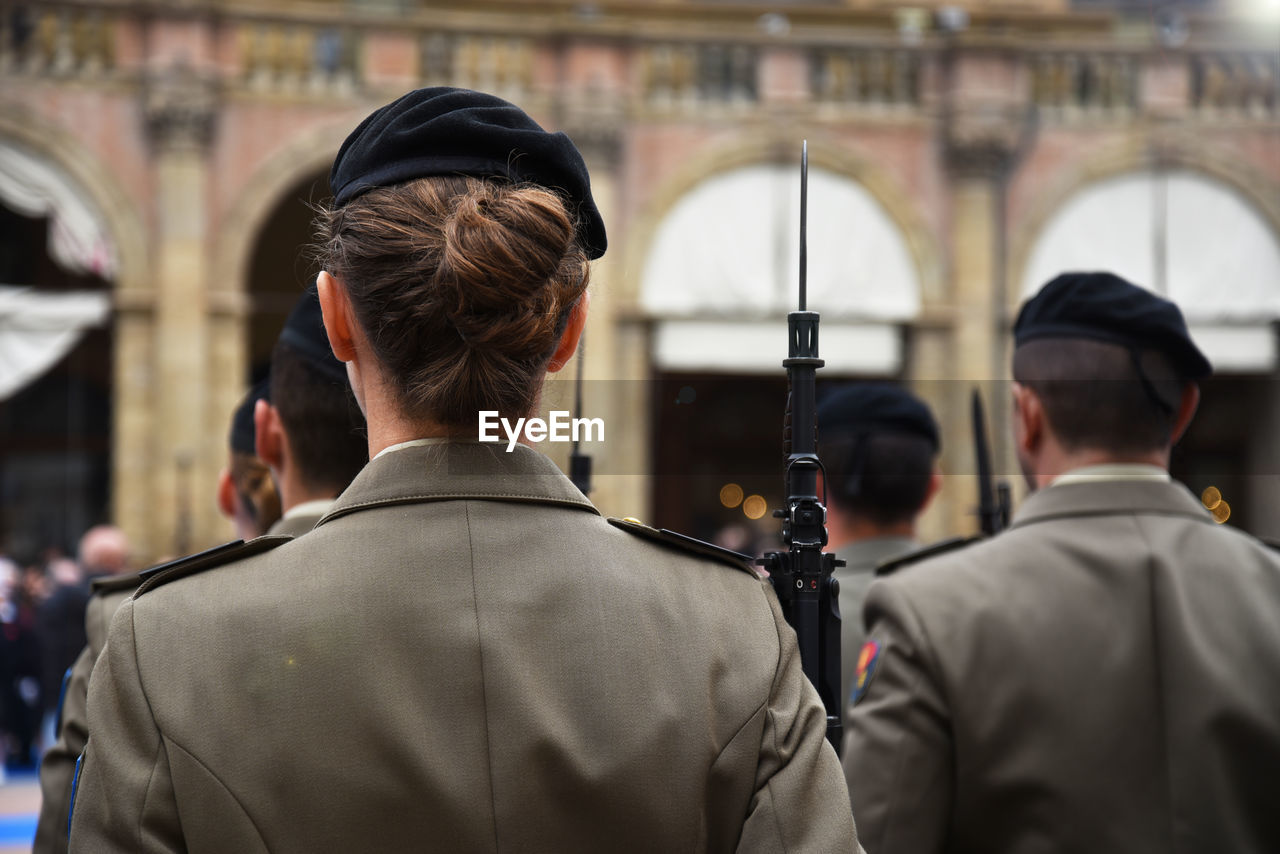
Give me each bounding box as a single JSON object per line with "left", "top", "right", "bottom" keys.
{"left": 641, "top": 164, "right": 921, "bottom": 322}
{"left": 1023, "top": 169, "right": 1280, "bottom": 332}
{"left": 0, "top": 142, "right": 118, "bottom": 280}
{"left": 0, "top": 286, "right": 111, "bottom": 399}
{"left": 653, "top": 320, "right": 901, "bottom": 375}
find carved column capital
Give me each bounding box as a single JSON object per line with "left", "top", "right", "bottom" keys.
{"left": 558, "top": 92, "right": 625, "bottom": 171}
{"left": 143, "top": 64, "right": 218, "bottom": 153}
{"left": 944, "top": 104, "right": 1028, "bottom": 179}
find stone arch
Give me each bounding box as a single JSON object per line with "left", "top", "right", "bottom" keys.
{"left": 0, "top": 104, "right": 148, "bottom": 295}
{"left": 1009, "top": 133, "right": 1280, "bottom": 318}
{"left": 620, "top": 136, "right": 942, "bottom": 315}
{"left": 212, "top": 120, "right": 354, "bottom": 301}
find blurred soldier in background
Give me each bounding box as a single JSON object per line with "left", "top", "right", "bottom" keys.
{"left": 254, "top": 283, "right": 368, "bottom": 536}
{"left": 36, "top": 285, "right": 363, "bottom": 852}
{"left": 217, "top": 379, "right": 282, "bottom": 541}
{"left": 816, "top": 383, "right": 940, "bottom": 731}
{"left": 35, "top": 391, "right": 269, "bottom": 853}
{"left": 844, "top": 272, "right": 1280, "bottom": 853}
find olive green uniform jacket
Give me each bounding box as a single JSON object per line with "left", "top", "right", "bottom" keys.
{"left": 38, "top": 508, "right": 329, "bottom": 850}
{"left": 265, "top": 501, "right": 334, "bottom": 539}
{"left": 70, "top": 442, "right": 858, "bottom": 853}
{"left": 34, "top": 572, "right": 140, "bottom": 853}
{"left": 833, "top": 535, "right": 917, "bottom": 727}
{"left": 843, "top": 479, "right": 1280, "bottom": 854}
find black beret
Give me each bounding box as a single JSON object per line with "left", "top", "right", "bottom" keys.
{"left": 818, "top": 383, "right": 940, "bottom": 452}
{"left": 1014, "top": 272, "right": 1211, "bottom": 379}
{"left": 330, "top": 87, "right": 607, "bottom": 260}
{"left": 276, "top": 284, "right": 348, "bottom": 386}
{"left": 229, "top": 378, "right": 271, "bottom": 456}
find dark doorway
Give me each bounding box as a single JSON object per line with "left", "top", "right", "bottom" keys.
{"left": 650, "top": 372, "right": 874, "bottom": 554}
{"left": 0, "top": 205, "right": 113, "bottom": 561}
{"left": 1172, "top": 372, "right": 1279, "bottom": 537}
{"left": 246, "top": 172, "right": 331, "bottom": 383}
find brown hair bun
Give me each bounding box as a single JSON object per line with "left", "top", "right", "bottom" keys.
{"left": 312, "top": 175, "right": 589, "bottom": 428}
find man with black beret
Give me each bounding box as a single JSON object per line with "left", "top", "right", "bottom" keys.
{"left": 844, "top": 271, "right": 1280, "bottom": 853}
{"left": 816, "top": 383, "right": 941, "bottom": 730}
{"left": 254, "top": 284, "right": 368, "bottom": 537}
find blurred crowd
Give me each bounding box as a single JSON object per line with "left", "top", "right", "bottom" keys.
{"left": 0, "top": 525, "right": 130, "bottom": 774}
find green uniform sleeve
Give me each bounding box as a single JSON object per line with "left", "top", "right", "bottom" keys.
{"left": 737, "top": 589, "right": 863, "bottom": 853}
{"left": 68, "top": 597, "right": 184, "bottom": 853}
{"left": 843, "top": 579, "right": 953, "bottom": 854}
{"left": 33, "top": 644, "right": 93, "bottom": 853}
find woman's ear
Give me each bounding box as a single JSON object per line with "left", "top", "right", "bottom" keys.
{"left": 317, "top": 271, "right": 357, "bottom": 363}
{"left": 548, "top": 291, "right": 590, "bottom": 373}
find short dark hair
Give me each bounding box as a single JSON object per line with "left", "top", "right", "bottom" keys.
{"left": 1012, "top": 337, "right": 1187, "bottom": 454}
{"left": 269, "top": 340, "right": 368, "bottom": 495}
{"left": 822, "top": 431, "right": 936, "bottom": 527}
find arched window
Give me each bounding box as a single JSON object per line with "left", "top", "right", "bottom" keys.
{"left": 641, "top": 164, "right": 922, "bottom": 375}
{"left": 1022, "top": 169, "right": 1280, "bottom": 371}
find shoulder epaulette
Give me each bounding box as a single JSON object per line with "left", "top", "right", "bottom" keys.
{"left": 135, "top": 536, "right": 291, "bottom": 597}
{"left": 89, "top": 570, "right": 144, "bottom": 596}
{"left": 608, "top": 517, "right": 758, "bottom": 576}
{"left": 874, "top": 535, "right": 980, "bottom": 578}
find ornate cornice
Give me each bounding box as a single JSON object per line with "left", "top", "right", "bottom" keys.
{"left": 143, "top": 64, "right": 219, "bottom": 153}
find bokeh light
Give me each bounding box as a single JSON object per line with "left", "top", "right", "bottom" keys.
{"left": 1201, "top": 486, "right": 1222, "bottom": 510}
{"left": 742, "top": 495, "right": 768, "bottom": 520}
{"left": 719, "top": 483, "right": 744, "bottom": 508}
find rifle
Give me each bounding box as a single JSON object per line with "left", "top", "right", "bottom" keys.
{"left": 569, "top": 331, "right": 592, "bottom": 496}
{"left": 756, "top": 142, "right": 844, "bottom": 755}
{"left": 971, "top": 388, "right": 1011, "bottom": 536}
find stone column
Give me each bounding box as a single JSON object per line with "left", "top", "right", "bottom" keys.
{"left": 939, "top": 46, "right": 1029, "bottom": 536}
{"left": 111, "top": 289, "right": 157, "bottom": 562}
{"left": 143, "top": 65, "right": 218, "bottom": 560}
{"left": 551, "top": 95, "right": 647, "bottom": 519}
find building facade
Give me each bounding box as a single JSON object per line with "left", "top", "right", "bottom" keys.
{"left": 1, "top": 0, "right": 1277, "bottom": 563}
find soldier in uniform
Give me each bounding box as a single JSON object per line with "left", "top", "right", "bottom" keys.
{"left": 816, "top": 383, "right": 941, "bottom": 731}
{"left": 217, "top": 380, "right": 284, "bottom": 542}
{"left": 69, "top": 87, "right": 859, "bottom": 853}
{"left": 35, "top": 390, "right": 270, "bottom": 853}
{"left": 255, "top": 284, "right": 369, "bottom": 536}
{"left": 843, "top": 271, "right": 1280, "bottom": 853}
{"left": 36, "top": 289, "right": 364, "bottom": 852}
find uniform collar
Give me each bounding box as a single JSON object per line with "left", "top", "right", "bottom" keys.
{"left": 1050, "top": 463, "right": 1170, "bottom": 487}
{"left": 283, "top": 498, "right": 338, "bottom": 521}
{"left": 1011, "top": 478, "right": 1211, "bottom": 530}
{"left": 836, "top": 536, "right": 919, "bottom": 573}
{"left": 317, "top": 441, "right": 597, "bottom": 526}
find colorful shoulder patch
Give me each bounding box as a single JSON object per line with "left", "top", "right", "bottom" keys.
{"left": 874, "top": 535, "right": 979, "bottom": 578}
{"left": 607, "top": 517, "right": 758, "bottom": 576}
{"left": 850, "top": 640, "right": 882, "bottom": 706}
{"left": 135, "top": 535, "right": 291, "bottom": 597}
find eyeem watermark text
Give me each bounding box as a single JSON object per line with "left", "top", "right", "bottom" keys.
{"left": 478, "top": 411, "right": 605, "bottom": 452}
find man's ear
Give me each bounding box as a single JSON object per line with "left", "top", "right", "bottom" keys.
{"left": 1012, "top": 381, "right": 1043, "bottom": 457}
{"left": 548, "top": 291, "right": 590, "bottom": 373}
{"left": 216, "top": 467, "right": 237, "bottom": 520}
{"left": 254, "top": 399, "right": 286, "bottom": 472}
{"left": 317, "top": 271, "right": 357, "bottom": 363}
{"left": 921, "top": 467, "right": 943, "bottom": 513}
{"left": 1170, "top": 382, "right": 1200, "bottom": 446}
